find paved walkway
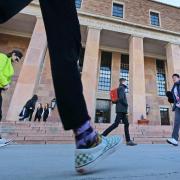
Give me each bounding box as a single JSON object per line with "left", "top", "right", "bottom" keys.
{"left": 0, "top": 144, "right": 180, "bottom": 180}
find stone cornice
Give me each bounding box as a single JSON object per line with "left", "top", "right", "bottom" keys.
{"left": 78, "top": 11, "right": 180, "bottom": 45}
{"left": 0, "top": 28, "right": 31, "bottom": 38}
{"left": 11, "top": 3, "right": 180, "bottom": 45}
{"left": 24, "top": 3, "right": 180, "bottom": 37}
{"left": 78, "top": 11, "right": 180, "bottom": 36}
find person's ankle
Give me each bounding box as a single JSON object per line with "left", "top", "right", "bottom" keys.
{"left": 73, "top": 121, "right": 101, "bottom": 149}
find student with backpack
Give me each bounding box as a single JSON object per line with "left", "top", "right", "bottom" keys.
{"left": 102, "top": 78, "right": 137, "bottom": 146}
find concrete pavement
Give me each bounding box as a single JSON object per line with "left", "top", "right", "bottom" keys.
{"left": 0, "top": 144, "right": 180, "bottom": 180}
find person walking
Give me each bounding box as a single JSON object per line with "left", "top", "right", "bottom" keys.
{"left": 102, "top": 78, "right": 137, "bottom": 146}
{"left": 19, "top": 95, "right": 38, "bottom": 121}
{"left": 0, "top": 0, "right": 122, "bottom": 173}
{"left": 0, "top": 50, "right": 23, "bottom": 121}
{"left": 167, "top": 74, "right": 180, "bottom": 146}
{"left": 0, "top": 50, "right": 23, "bottom": 146}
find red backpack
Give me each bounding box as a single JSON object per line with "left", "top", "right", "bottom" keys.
{"left": 110, "top": 88, "right": 119, "bottom": 103}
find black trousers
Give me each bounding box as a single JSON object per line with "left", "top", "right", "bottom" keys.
{"left": 0, "top": 89, "right": 2, "bottom": 121}
{"left": 34, "top": 114, "right": 41, "bottom": 122}
{"left": 102, "top": 113, "right": 131, "bottom": 142}
{"left": 0, "top": 0, "right": 90, "bottom": 130}
{"left": 28, "top": 109, "right": 34, "bottom": 121}
{"left": 43, "top": 115, "right": 48, "bottom": 122}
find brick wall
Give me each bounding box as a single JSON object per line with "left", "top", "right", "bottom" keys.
{"left": 81, "top": 0, "right": 180, "bottom": 33}
{"left": 0, "top": 33, "right": 30, "bottom": 120}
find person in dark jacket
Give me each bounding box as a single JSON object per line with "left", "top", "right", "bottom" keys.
{"left": 34, "top": 103, "right": 43, "bottom": 122}
{"left": 43, "top": 103, "right": 51, "bottom": 122}
{"left": 167, "top": 74, "right": 180, "bottom": 146}
{"left": 19, "top": 95, "right": 38, "bottom": 121}
{"left": 102, "top": 78, "right": 137, "bottom": 146}
{"left": 0, "top": 1, "right": 122, "bottom": 173}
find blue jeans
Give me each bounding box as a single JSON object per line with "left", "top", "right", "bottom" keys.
{"left": 172, "top": 108, "right": 180, "bottom": 141}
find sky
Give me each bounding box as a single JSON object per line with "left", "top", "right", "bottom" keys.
{"left": 155, "top": 0, "right": 180, "bottom": 7}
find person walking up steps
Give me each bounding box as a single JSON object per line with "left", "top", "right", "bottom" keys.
{"left": 19, "top": 95, "right": 38, "bottom": 121}
{"left": 102, "top": 78, "right": 137, "bottom": 146}
{"left": 0, "top": 0, "right": 122, "bottom": 173}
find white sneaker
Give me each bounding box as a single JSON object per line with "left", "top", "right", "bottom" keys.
{"left": 0, "top": 138, "right": 12, "bottom": 147}
{"left": 75, "top": 135, "right": 123, "bottom": 174}
{"left": 167, "top": 138, "right": 178, "bottom": 146}
{"left": 176, "top": 102, "right": 180, "bottom": 108}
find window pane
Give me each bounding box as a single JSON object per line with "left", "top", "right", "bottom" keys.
{"left": 156, "top": 60, "right": 167, "bottom": 96}
{"left": 150, "top": 12, "right": 160, "bottom": 26}
{"left": 120, "top": 54, "right": 129, "bottom": 93}
{"left": 75, "top": 0, "right": 82, "bottom": 8}
{"left": 98, "top": 51, "right": 112, "bottom": 91}
{"left": 95, "top": 99, "right": 111, "bottom": 123}
{"left": 113, "top": 3, "right": 124, "bottom": 18}
{"left": 160, "top": 108, "right": 170, "bottom": 125}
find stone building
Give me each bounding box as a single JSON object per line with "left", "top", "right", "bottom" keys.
{"left": 0, "top": 0, "right": 180, "bottom": 127}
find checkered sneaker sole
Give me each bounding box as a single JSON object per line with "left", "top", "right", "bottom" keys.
{"left": 75, "top": 135, "right": 123, "bottom": 173}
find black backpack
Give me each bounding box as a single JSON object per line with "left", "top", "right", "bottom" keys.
{"left": 166, "top": 91, "right": 174, "bottom": 104}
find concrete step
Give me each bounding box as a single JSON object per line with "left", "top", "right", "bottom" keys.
{"left": 0, "top": 121, "right": 174, "bottom": 144}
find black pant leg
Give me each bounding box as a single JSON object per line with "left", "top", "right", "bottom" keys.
{"left": 28, "top": 111, "right": 33, "bottom": 121}
{"left": 0, "top": 0, "right": 32, "bottom": 23}
{"left": 38, "top": 117, "right": 41, "bottom": 122}
{"left": 102, "top": 113, "right": 121, "bottom": 136}
{"left": 0, "top": 0, "right": 90, "bottom": 130}
{"left": 121, "top": 113, "right": 131, "bottom": 142}
{"left": 43, "top": 115, "right": 47, "bottom": 122}
{"left": 39, "top": 0, "right": 90, "bottom": 130}
{"left": 34, "top": 114, "right": 37, "bottom": 122}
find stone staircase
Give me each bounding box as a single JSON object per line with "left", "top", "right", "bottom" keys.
{"left": 0, "top": 121, "right": 173, "bottom": 144}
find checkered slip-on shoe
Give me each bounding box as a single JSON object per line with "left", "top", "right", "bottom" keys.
{"left": 75, "top": 135, "right": 123, "bottom": 174}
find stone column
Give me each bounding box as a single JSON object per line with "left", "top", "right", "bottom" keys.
{"left": 6, "top": 18, "right": 47, "bottom": 121}
{"left": 111, "top": 52, "right": 121, "bottom": 89}
{"left": 81, "top": 27, "right": 101, "bottom": 121}
{"left": 111, "top": 52, "right": 121, "bottom": 122}
{"left": 166, "top": 43, "right": 180, "bottom": 88}
{"left": 129, "top": 36, "right": 146, "bottom": 123}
